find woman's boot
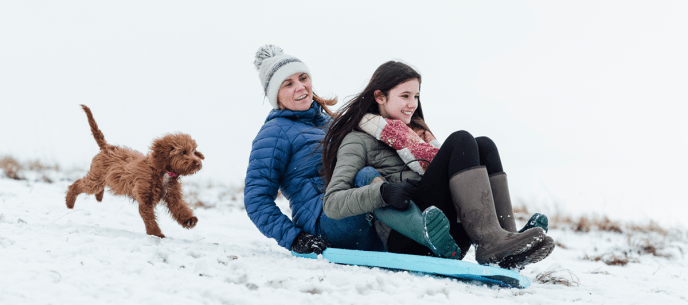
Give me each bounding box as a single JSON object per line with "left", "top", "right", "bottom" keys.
{"left": 449, "top": 166, "right": 546, "bottom": 265}
{"left": 489, "top": 172, "right": 549, "bottom": 233}
{"left": 374, "top": 202, "right": 462, "bottom": 259}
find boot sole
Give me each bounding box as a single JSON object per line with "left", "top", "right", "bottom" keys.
{"left": 422, "top": 207, "right": 462, "bottom": 260}
{"left": 478, "top": 228, "right": 546, "bottom": 265}
{"left": 498, "top": 236, "right": 555, "bottom": 269}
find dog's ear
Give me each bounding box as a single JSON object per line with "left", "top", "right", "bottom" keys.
{"left": 194, "top": 151, "right": 205, "bottom": 160}
{"left": 151, "top": 138, "right": 171, "bottom": 171}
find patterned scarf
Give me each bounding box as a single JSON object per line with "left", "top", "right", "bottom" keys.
{"left": 358, "top": 113, "right": 440, "bottom": 175}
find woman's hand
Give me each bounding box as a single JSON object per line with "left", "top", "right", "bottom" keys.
{"left": 380, "top": 180, "right": 420, "bottom": 210}
{"left": 291, "top": 232, "right": 330, "bottom": 254}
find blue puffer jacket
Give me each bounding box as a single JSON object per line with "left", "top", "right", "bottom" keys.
{"left": 244, "top": 101, "right": 330, "bottom": 250}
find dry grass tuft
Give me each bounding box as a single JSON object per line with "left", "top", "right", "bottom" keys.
{"left": 1, "top": 156, "right": 63, "bottom": 183}
{"left": 1, "top": 156, "right": 25, "bottom": 180}
{"left": 627, "top": 220, "right": 668, "bottom": 236}
{"left": 549, "top": 213, "right": 574, "bottom": 230}
{"left": 575, "top": 216, "right": 591, "bottom": 233}
{"left": 579, "top": 227, "right": 680, "bottom": 265}
{"left": 535, "top": 269, "right": 580, "bottom": 287}
{"left": 627, "top": 235, "right": 674, "bottom": 258}
{"left": 583, "top": 253, "right": 639, "bottom": 266}
{"left": 27, "top": 159, "right": 59, "bottom": 172}
{"left": 572, "top": 215, "right": 623, "bottom": 233}
{"left": 539, "top": 210, "right": 664, "bottom": 235}
{"left": 514, "top": 202, "right": 683, "bottom": 237}
{"left": 597, "top": 216, "right": 624, "bottom": 233}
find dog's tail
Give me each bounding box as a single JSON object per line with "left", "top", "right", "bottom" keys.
{"left": 80, "top": 105, "right": 109, "bottom": 151}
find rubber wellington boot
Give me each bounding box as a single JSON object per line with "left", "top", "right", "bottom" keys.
{"left": 374, "top": 202, "right": 462, "bottom": 260}
{"left": 489, "top": 172, "right": 549, "bottom": 233}
{"left": 489, "top": 172, "right": 555, "bottom": 268}
{"left": 449, "top": 166, "right": 546, "bottom": 265}
{"left": 498, "top": 236, "right": 555, "bottom": 269}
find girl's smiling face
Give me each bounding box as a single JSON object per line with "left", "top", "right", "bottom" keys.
{"left": 277, "top": 73, "right": 313, "bottom": 111}
{"left": 375, "top": 78, "right": 420, "bottom": 124}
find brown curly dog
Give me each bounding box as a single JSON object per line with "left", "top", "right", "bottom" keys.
{"left": 66, "top": 105, "right": 204, "bottom": 238}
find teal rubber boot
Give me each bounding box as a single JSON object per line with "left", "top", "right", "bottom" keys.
{"left": 374, "top": 202, "right": 462, "bottom": 260}
{"left": 518, "top": 213, "right": 549, "bottom": 233}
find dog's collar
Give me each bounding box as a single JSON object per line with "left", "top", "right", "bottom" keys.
{"left": 167, "top": 172, "right": 178, "bottom": 178}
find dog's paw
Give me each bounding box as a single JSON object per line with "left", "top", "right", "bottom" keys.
{"left": 95, "top": 190, "right": 104, "bottom": 202}
{"left": 183, "top": 216, "right": 198, "bottom": 229}
{"left": 150, "top": 232, "right": 165, "bottom": 238}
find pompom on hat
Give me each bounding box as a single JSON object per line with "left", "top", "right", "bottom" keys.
{"left": 254, "top": 45, "right": 311, "bottom": 109}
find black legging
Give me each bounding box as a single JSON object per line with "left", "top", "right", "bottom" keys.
{"left": 387, "top": 130, "right": 504, "bottom": 256}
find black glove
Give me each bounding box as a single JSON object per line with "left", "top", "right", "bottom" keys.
{"left": 291, "top": 232, "right": 329, "bottom": 254}
{"left": 380, "top": 179, "right": 420, "bottom": 210}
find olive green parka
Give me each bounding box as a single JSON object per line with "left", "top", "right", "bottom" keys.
{"left": 323, "top": 131, "right": 422, "bottom": 220}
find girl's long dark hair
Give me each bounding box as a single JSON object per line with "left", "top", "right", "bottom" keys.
{"left": 322, "top": 61, "right": 429, "bottom": 186}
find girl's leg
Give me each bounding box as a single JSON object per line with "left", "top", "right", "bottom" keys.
{"left": 414, "top": 131, "right": 550, "bottom": 266}
{"left": 412, "top": 130, "right": 481, "bottom": 255}
{"left": 476, "top": 136, "right": 549, "bottom": 233}
{"left": 475, "top": 136, "right": 518, "bottom": 231}
{"left": 475, "top": 136, "right": 504, "bottom": 175}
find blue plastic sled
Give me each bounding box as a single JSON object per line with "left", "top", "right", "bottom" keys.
{"left": 292, "top": 248, "right": 530, "bottom": 289}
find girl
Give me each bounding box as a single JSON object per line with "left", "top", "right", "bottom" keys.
{"left": 322, "top": 61, "right": 554, "bottom": 268}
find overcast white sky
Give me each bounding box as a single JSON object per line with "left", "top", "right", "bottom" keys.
{"left": 2, "top": 1, "right": 687, "bottom": 226}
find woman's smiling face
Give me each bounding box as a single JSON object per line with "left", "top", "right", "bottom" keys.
{"left": 375, "top": 78, "right": 420, "bottom": 124}
{"left": 277, "top": 73, "right": 313, "bottom": 111}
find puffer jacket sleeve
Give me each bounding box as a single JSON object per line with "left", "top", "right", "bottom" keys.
{"left": 323, "top": 132, "right": 387, "bottom": 219}
{"left": 244, "top": 121, "right": 302, "bottom": 250}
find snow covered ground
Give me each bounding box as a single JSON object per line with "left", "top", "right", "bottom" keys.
{"left": 2, "top": 2, "right": 687, "bottom": 304}
{"left": 1, "top": 168, "right": 686, "bottom": 305}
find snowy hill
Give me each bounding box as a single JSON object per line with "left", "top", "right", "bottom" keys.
{"left": 1, "top": 162, "right": 686, "bottom": 305}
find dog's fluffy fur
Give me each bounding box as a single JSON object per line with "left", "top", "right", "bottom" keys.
{"left": 66, "top": 105, "right": 204, "bottom": 238}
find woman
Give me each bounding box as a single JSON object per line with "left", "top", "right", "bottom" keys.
{"left": 322, "top": 61, "right": 554, "bottom": 268}
{"left": 244, "top": 45, "right": 383, "bottom": 255}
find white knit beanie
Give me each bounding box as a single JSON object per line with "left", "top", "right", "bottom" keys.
{"left": 254, "top": 45, "right": 311, "bottom": 109}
